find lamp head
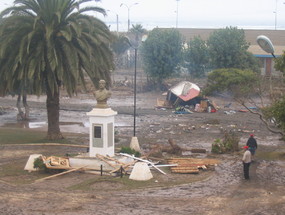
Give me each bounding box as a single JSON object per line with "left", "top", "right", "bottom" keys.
{"left": 256, "top": 35, "right": 275, "bottom": 55}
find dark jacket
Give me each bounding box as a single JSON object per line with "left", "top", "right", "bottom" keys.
{"left": 246, "top": 137, "right": 257, "bottom": 149}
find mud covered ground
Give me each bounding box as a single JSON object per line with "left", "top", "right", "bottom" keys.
{"left": 0, "top": 82, "right": 285, "bottom": 215}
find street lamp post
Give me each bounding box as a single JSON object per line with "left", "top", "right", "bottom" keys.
{"left": 126, "top": 41, "right": 140, "bottom": 151}
{"left": 274, "top": 0, "right": 277, "bottom": 30}
{"left": 120, "top": 2, "right": 138, "bottom": 31}
{"left": 176, "top": 0, "right": 180, "bottom": 28}
{"left": 133, "top": 47, "right": 138, "bottom": 136}
{"left": 125, "top": 35, "right": 147, "bottom": 151}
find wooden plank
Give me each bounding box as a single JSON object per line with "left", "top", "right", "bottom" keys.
{"left": 110, "top": 160, "right": 138, "bottom": 174}
{"left": 167, "top": 157, "right": 218, "bottom": 174}
{"left": 167, "top": 158, "right": 219, "bottom": 165}
{"left": 35, "top": 166, "right": 86, "bottom": 182}
{"left": 96, "top": 154, "right": 119, "bottom": 169}
{"left": 102, "top": 155, "right": 126, "bottom": 166}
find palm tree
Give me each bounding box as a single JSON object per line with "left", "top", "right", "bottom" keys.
{"left": 130, "top": 24, "right": 147, "bottom": 45}
{"left": 110, "top": 33, "right": 131, "bottom": 69}
{"left": 0, "top": 0, "right": 114, "bottom": 139}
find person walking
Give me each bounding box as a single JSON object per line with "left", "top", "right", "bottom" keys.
{"left": 246, "top": 134, "right": 258, "bottom": 160}
{"left": 242, "top": 146, "right": 252, "bottom": 180}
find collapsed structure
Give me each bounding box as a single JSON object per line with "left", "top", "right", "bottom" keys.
{"left": 157, "top": 81, "right": 218, "bottom": 113}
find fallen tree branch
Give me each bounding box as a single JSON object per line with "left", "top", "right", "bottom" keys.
{"left": 239, "top": 101, "right": 284, "bottom": 136}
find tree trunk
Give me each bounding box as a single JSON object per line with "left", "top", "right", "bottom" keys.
{"left": 46, "top": 87, "right": 63, "bottom": 140}
{"left": 16, "top": 94, "right": 24, "bottom": 120}
{"left": 22, "top": 94, "right": 29, "bottom": 120}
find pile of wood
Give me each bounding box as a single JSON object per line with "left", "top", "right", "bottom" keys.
{"left": 167, "top": 157, "right": 220, "bottom": 174}
{"left": 95, "top": 154, "right": 138, "bottom": 175}
{"left": 42, "top": 156, "right": 71, "bottom": 169}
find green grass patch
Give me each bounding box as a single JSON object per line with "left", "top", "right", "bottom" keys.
{"left": 0, "top": 160, "right": 49, "bottom": 184}
{"left": 68, "top": 176, "right": 155, "bottom": 191}
{"left": 68, "top": 171, "right": 211, "bottom": 192}
{"left": 0, "top": 127, "right": 87, "bottom": 145}
{"left": 0, "top": 127, "right": 46, "bottom": 144}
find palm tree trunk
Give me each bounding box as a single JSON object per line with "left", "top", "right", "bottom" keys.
{"left": 16, "top": 94, "right": 24, "bottom": 120}
{"left": 22, "top": 94, "right": 29, "bottom": 120}
{"left": 46, "top": 87, "right": 63, "bottom": 140}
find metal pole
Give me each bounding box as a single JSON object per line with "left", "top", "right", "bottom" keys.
{"left": 116, "top": 14, "right": 119, "bottom": 33}
{"left": 128, "top": 8, "right": 130, "bottom": 31}
{"left": 133, "top": 48, "right": 137, "bottom": 137}
{"left": 274, "top": 0, "right": 278, "bottom": 30}
{"left": 176, "top": 0, "right": 180, "bottom": 28}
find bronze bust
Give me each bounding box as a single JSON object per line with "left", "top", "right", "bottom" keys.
{"left": 94, "top": 80, "right": 111, "bottom": 108}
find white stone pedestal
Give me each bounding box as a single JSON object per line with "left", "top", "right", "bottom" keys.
{"left": 87, "top": 108, "right": 117, "bottom": 157}
{"left": 130, "top": 136, "right": 141, "bottom": 152}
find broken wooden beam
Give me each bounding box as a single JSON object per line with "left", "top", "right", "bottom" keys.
{"left": 35, "top": 166, "right": 86, "bottom": 182}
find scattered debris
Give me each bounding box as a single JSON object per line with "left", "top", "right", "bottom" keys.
{"left": 167, "top": 158, "right": 220, "bottom": 174}
{"left": 167, "top": 81, "right": 200, "bottom": 103}
{"left": 156, "top": 99, "right": 173, "bottom": 109}
{"left": 224, "top": 102, "right": 232, "bottom": 108}
{"left": 155, "top": 81, "right": 219, "bottom": 113}
{"left": 224, "top": 110, "right": 236, "bottom": 115}
{"left": 146, "top": 138, "right": 183, "bottom": 157}
{"left": 120, "top": 153, "right": 166, "bottom": 175}
{"left": 42, "top": 156, "right": 71, "bottom": 169}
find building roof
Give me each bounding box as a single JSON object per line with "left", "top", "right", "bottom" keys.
{"left": 163, "top": 28, "right": 285, "bottom": 56}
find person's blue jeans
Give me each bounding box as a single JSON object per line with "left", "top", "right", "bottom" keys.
{"left": 249, "top": 147, "right": 256, "bottom": 155}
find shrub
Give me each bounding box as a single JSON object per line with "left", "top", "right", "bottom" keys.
{"left": 33, "top": 157, "right": 47, "bottom": 172}
{"left": 119, "top": 146, "right": 141, "bottom": 157}
{"left": 211, "top": 131, "right": 240, "bottom": 154}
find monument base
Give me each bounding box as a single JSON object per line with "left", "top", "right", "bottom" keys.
{"left": 87, "top": 108, "right": 117, "bottom": 116}
{"left": 130, "top": 136, "right": 141, "bottom": 152}
{"left": 87, "top": 107, "right": 117, "bottom": 157}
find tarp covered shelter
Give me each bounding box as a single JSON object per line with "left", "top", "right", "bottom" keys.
{"left": 167, "top": 81, "right": 201, "bottom": 106}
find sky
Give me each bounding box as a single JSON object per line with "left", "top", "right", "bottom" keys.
{"left": 0, "top": 0, "right": 285, "bottom": 32}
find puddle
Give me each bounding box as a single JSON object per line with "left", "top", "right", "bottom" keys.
{"left": 29, "top": 122, "right": 47, "bottom": 128}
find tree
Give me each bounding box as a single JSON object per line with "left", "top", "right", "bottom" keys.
{"left": 0, "top": 0, "right": 114, "bottom": 139}
{"left": 110, "top": 33, "right": 131, "bottom": 69}
{"left": 266, "top": 50, "right": 285, "bottom": 137}
{"left": 207, "top": 27, "right": 260, "bottom": 73}
{"left": 130, "top": 24, "right": 147, "bottom": 44}
{"left": 183, "top": 36, "right": 209, "bottom": 78}
{"left": 141, "top": 28, "right": 183, "bottom": 88}
{"left": 204, "top": 68, "right": 285, "bottom": 137}
{"left": 204, "top": 68, "right": 258, "bottom": 99}
{"left": 262, "top": 97, "right": 285, "bottom": 135}
{"left": 274, "top": 50, "right": 285, "bottom": 76}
